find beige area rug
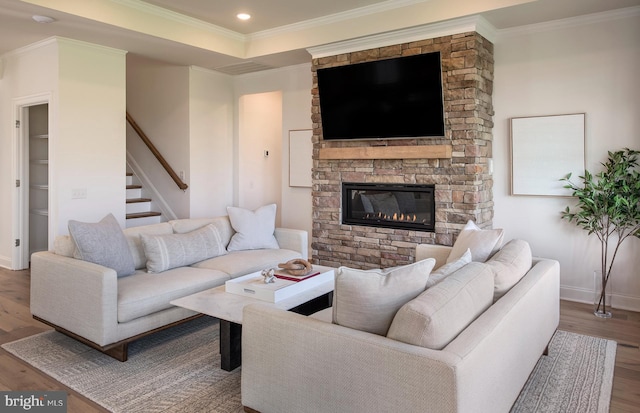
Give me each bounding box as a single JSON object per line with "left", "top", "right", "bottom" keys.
{"left": 3, "top": 319, "right": 616, "bottom": 413}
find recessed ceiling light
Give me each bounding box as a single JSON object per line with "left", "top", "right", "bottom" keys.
{"left": 32, "top": 15, "right": 56, "bottom": 24}
{"left": 236, "top": 13, "right": 251, "bottom": 21}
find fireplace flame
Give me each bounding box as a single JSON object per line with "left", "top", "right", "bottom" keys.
{"left": 368, "top": 212, "right": 419, "bottom": 222}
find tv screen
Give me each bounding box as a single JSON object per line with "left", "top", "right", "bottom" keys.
{"left": 317, "top": 52, "right": 445, "bottom": 140}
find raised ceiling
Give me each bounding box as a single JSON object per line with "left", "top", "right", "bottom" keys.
{"left": 0, "top": 0, "right": 638, "bottom": 74}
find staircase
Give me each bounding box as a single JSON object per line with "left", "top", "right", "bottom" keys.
{"left": 126, "top": 172, "right": 162, "bottom": 228}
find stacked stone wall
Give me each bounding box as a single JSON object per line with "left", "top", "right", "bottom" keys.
{"left": 311, "top": 32, "right": 494, "bottom": 269}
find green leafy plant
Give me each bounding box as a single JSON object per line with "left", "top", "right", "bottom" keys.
{"left": 560, "top": 148, "right": 640, "bottom": 317}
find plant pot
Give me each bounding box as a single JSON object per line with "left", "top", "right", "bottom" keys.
{"left": 593, "top": 270, "right": 612, "bottom": 319}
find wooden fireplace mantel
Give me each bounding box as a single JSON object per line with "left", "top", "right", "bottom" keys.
{"left": 318, "top": 145, "right": 452, "bottom": 160}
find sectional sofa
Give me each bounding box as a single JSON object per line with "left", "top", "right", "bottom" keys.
{"left": 241, "top": 236, "right": 560, "bottom": 413}
{"left": 30, "top": 209, "right": 307, "bottom": 361}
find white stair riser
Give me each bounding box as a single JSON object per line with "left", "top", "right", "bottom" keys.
{"left": 125, "top": 215, "right": 162, "bottom": 228}
{"left": 126, "top": 175, "right": 133, "bottom": 186}
{"left": 126, "top": 188, "right": 142, "bottom": 198}
{"left": 126, "top": 201, "right": 151, "bottom": 214}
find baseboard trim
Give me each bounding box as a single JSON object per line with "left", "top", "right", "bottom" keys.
{"left": 560, "top": 285, "right": 640, "bottom": 312}
{"left": 0, "top": 255, "right": 11, "bottom": 270}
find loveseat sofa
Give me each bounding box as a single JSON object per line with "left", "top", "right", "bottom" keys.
{"left": 241, "top": 239, "right": 560, "bottom": 413}
{"left": 31, "top": 211, "right": 307, "bottom": 361}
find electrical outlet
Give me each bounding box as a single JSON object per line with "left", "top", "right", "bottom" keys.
{"left": 179, "top": 170, "right": 185, "bottom": 180}
{"left": 264, "top": 150, "right": 269, "bottom": 157}
{"left": 71, "top": 188, "right": 87, "bottom": 199}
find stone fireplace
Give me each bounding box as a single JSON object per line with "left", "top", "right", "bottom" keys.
{"left": 311, "top": 31, "right": 494, "bottom": 269}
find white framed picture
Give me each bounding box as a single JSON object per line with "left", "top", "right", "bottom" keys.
{"left": 510, "top": 113, "right": 585, "bottom": 196}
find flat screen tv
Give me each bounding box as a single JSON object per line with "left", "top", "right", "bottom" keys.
{"left": 317, "top": 52, "right": 444, "bottom": 140}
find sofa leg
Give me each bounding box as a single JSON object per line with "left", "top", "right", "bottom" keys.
{"left": 543, "top": 344, "right": 549, "bottom": 356}
{"left": 104, "top": 343, "right": 128, "bottom": 362}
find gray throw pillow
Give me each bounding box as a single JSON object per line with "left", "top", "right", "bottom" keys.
{"left": 332, "top": 258, "right": 436, "bottom": 336}
{"left": 68, "top": 213, "right": 136, "bottom": 277}
{"left": 140, "top": 224, "right": 227, "bottom": 273}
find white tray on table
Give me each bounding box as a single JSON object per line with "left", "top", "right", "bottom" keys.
{"left": 225, "top": 267, "right": 334, "bottom": 303}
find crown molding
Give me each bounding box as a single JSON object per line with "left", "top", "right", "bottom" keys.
{"left": 307, "top": 15, "right": 497, "bottom": 59}
{"left": 248, "top": 0, "right": 427, "bottom": 40}
{"left": 111, "top": 0, "right": 246, "bottom": 41}
{"left": 1, "top": 37, "right": 58, "bottom": 59}
{"left": 496, "top": 5, "right": 640, "bottom": 40}
{"left": 56, "top": 37, "right": 128, "bottom": 56}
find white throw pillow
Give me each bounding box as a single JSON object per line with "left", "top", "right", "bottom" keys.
{"left": 68, "top": 213, "right": 135, "bottom": 277}
{"left": 447, "top": 220, "right": 504, "bottom": 264}
{"left": 426, "top": 248, "right": 472, "bottom": 288}
{"left": 227, "top": 204, "right": 280, "bottom": 251}
{"left": 332, "top": 258, "right": 436, "bottom": 336}
{"left": 140, "top": 224, "right": 227, "bottom": 273}
{"left": 486, "top": 239, "right": 532, "bottom": 301}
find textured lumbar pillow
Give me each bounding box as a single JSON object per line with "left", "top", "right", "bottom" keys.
{"left": 226, "top": 204, "right": 279, "bottom": 251}
{"left": 426, "top": 248, "right": 472, "bottom": 288}
{"left": 332, "top": 258, "right": 436, "bottom": 336}
{"left": 387, "top": 262, "right": 494, "bottom": 350}
{"left": 68, "top": 213, "right": 135, "bottom": 277}
{"left": 140, "top": 224, "right": 227, "bottom": 273}
{"left": 447, "top": 220, "right": 504, "bottom": 264}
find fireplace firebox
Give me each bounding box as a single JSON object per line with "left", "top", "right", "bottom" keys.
{"left": 342, "top": 183, "right": 435, "bottom": 231}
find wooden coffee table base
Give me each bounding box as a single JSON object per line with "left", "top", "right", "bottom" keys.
{"left": 218, "top": 291, "right": 333, "bottom": 371}
{"left": 220, "top": 320, "right": 243, "bottom": 371}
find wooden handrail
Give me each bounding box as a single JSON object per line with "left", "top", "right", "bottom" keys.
{"left": 126, "top": 112, "right": 188, "bottom": 191}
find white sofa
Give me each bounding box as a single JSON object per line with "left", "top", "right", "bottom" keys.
{"left": 241, "top": 241, "right": 560, "bottom": 413}
{"left": 30, "top": 215, "right": 307, "bottom": 361}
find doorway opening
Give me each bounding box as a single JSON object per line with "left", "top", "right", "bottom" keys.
{"left": 13, "top": 95, "right": 51, "bottom": 269}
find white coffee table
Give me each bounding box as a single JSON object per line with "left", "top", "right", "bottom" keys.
{"left": 170, "top": 265, "right": 335, "bottom": 371}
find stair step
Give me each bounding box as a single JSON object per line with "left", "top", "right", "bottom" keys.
{"left": 126, "top": 197, "right": 152, "bottom": 203}
{"left": 126, "top": 211, "right": 162, "bottom": 219}
{"left": 126, "top": 184, "right": 142, "bottom": 190}
{"left": 126, "top": 172, "right": 133, "bottom": 176}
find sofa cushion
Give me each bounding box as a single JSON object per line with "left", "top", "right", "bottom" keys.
{"left": 117, "top": 267, "right": 230, "bottom": 323}
{"left": 486, "top": 239, "right": 532, "bottom": 301}
{"left": 191, "top": 248, "right": 301, "bottom": 278}
{"left": 447, "top": 220, "right": 504, "bottom": 264}
{"left": 68, "top": 214, "right": 135, "bottom": 277}
{"left": 332, "top": 258, "right": 436, "bottom": 336}
{"left": 227, "top": 204, "right": 279, "bottom": 251}
{"left": 123, "top": 223, "right": 173, "bottom": 270}
{"left": 170, "top": 216, "right": 234, "bottom": 247}
{"left": 387, "top": 262, "right": 494, "bottom": 350}
{"left": 140, "top": 224, "right": 227, "bottom": 273}
{"left": 426, "top": 248, "right": 472, "bottom": 288}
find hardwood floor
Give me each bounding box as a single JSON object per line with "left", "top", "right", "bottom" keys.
{"left": 1, "top": 267, "right": 639, "bottom": 413}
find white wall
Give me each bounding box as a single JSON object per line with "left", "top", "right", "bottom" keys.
{"left": 55, "top": 39, "right": 127, "bottom": 232}
{"left": 237, "top": 91, "right": 283, "bottom": 222}
{"left": 126, "top": 55, "right": 190, "bottom": 218}
{"left": 492, "top": 12, "right": 640, "bottom": 310}
{"left": 234, "top": 64, "right": 313, "bottom": 235}
{"left": 188, "top": 66, "right": 234, "bottom": 217}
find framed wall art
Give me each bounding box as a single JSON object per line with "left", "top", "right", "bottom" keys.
{"left": 510, "top": 113, "right": 585, "bottom": 196}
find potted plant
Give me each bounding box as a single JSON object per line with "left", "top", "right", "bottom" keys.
{"left": 560, "top": 148, "right": 640, "bottom": 318}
